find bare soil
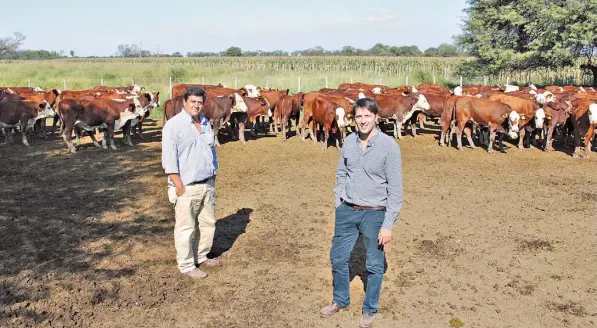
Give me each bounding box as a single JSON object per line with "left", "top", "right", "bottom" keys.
{"left": 1, "top": 121, "right": 596, "bottom": 328}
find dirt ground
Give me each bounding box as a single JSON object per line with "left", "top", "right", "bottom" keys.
{"left": 0, "top": 120, "right": 596, "bottom": 328}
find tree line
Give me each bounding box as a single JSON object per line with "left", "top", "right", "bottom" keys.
{"left": 456, "top": 0, "right": 597, "bottom": 86}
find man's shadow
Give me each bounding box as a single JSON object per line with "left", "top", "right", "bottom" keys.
{"left": 349, "top": 235, "right": 388, "bottom": 292}
{"left": 208, "top": 208, "right": 252, "bottom": 258}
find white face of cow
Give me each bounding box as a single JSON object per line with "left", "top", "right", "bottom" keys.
{"left": 588, "top": 104, "right": 597, "bottom": 124}
{"left": 131, "top": 84, "right": 141, "bottom": 93}
{"left": 504, "top": 84, "right": 520, "bottom": 93}
{"left": 453, "top": 86, "right": 462, "bottom": 96}
{"left": 35, "top": 101, "right": 56, "bottom": 121}
{"left": 534, "top": 108, "right": 546, "bottom": 129}
{"left": 335, "top": 107, "right": 352, "bottom": 127}
{"left": 508, "top": 111, "right": 521, "bottom": 138}
{"left": 244, "top": 84, "right": 260, "bottom": 98}
{"left": 132, "top": 97, "right": 144, "bottom": 116}
{"left": 357, "top": 92, "right": 366, "bottom": 99}
{"left": 413, "top": 94, "right": 431, "bottom": 111}
{"left": 231, "top": 93, "right": 248, "bottom": 113}
{"left": 371, "top": 87, "right": 382, "bottom": 94}
{"left": 411, "top": 86, "right": 418, "bottom": 93}
{"left": 529, "top": 84, "right": 537, "bottom": 91}
{"left": 579, "top": 86, "right": 587, "bottom": 94}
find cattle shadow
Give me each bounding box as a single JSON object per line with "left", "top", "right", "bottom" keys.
{"left": 349, "top": 235, "right": 389, "bottom": 293}
{"left": 208, "top": 208, "right": 252, "bottom": 258}
{"left": 0, "top": 122, "right": 172, "bottom": 326}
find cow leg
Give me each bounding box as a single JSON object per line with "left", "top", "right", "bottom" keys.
{"left": 281, "top": 117, "right": 287, "bottom": 141}
{"left": 87, "top": 130, "right": 101, "bottom": 148}
{"left": 124, "top": 125, "right": 134, "bottom": 147}
{"left": 323, "top": 127, "right": 330, "bottom": 151}
{"left": 456, "top": 122, "right": 466, "bottom": 150}
{"left": 544, "top": 123, "right": 555, "bottom": 151}
{"left": 487, "top": 129, "right": 497, "bottom": 154}
{"left": 464, "top": 127, "right": 476, "bottom": 149}
{"left": 517, "top": 128, "right": 526, "bottom": 149}
{"left": 62, "top": 125, "right": 77, "bottom": 153}
{"left": 410, "top": 123, "right": 418, "bottom": 137}
{"left": 581, "top": 125, "right": 595, "bottom": 159}
{"left": 309, "top": 119, "right": 317, "bottom": 143}
{"left": 238, "top": 122, "right": 247, "bottom": 144}
{"left": 21, "top": 128, "right": 30, "bottom": 147}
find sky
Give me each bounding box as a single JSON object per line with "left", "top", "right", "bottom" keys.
{"left": 1, "top": 0, "right": 469, "bottom": 57}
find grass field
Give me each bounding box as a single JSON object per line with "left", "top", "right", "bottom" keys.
{"left": 0, "top": 56, "right": 592, "bottom": 120}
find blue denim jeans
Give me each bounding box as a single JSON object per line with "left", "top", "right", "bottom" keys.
{"left": 330, "top": 203, "right": 385, "bottom": 313}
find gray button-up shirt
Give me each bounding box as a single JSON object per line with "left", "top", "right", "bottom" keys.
{"left": 162, "top": 109, "right": 218, "bottom": 187}
{"left": 334, "top": 128, "right": 403, "bottom": 230}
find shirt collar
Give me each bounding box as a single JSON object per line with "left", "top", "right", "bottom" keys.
{"left": 180, "top": 108, "right": 207, "bottom": 125}
{"left": 356, "top": 128, "right": 381, "bottom": 147}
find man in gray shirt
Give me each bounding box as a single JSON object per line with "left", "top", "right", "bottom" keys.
{"left": 162, "top": 87, "right": 220, "bottom": 279}
{"left": 320, "top": 97, "right": 403, "bottom": 328}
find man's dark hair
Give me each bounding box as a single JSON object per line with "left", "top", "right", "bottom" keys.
{"left": 353, "top": 97, "right": 378, "bottom": 115}
{"left": 184, "top": 87, "right": 206, "bottom": 102}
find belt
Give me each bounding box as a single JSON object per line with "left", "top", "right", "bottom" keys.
{"left": 189, "top": 177, "right": 212, "bottom": 185}
{"left": 342, "top": 200, "right": 385, "bottom": 211}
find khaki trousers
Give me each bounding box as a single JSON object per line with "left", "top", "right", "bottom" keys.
{"left": 168, "top": 179, "right": 216, "bottom": 273}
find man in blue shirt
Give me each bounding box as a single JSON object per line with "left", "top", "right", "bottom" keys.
{"left": 162, "top": 87, "right": 220, "bottom": 279}
{"left": 321, "top": 98, "right": 404, "bottom": 328}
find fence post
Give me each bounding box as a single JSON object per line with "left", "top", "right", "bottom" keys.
{"left": 378, "top": 75, "right": 382, "bottom": 85}
{"left": 28, "top": 79, "right": 31, "bottom": 88}
{"left": 350, "top": 76, "right": 353, "bottom": 83}
{"left": 484, "top": 76, "right": 487, "bottom": 86}
{"left": 506, "top": 76, "right": 510, "bottom": 85}
{"left": 405, "top": 76, "right": 408, "bottom": 86}
{"left": 169, "top": 77, "right": 172, "bottom": 99}
{"left": 298, "top": 76, "right": 301, "bottom": 92}
{"left": 325, "top": 75, "right": 328, "bottom": 88}
{"left": 132, "top": 77, "right": 135, "bottom": 85}
{"left": 459, "top": 76, "right": 463, "bottom": 87}
{"left": 100, "top": 78, "right": 104, "bottom": 86}
{"left": 63, "top": 80, "right": 66, "bottom": 90}
{"left": 202, "top": 76, "right": 205, "bottom": 84}
{"left": 433, "top": 75, "right": 436, "bottom": 84}
{"left": 234, "top": 76, "right": 237, "bottom": 89}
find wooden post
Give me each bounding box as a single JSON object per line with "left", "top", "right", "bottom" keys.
{"left": 100, "top": 78, "right": 104, "bottom": 86}
{"left": 63, "top": 80, "right": 66, "bottom": 90}
{"left": 378, "top": 75, "right": 382, "bottom": 85}
{"left": 132, "top": 77, "right": 135, "bottom": 85}
{"left": 325, "top": 75, "right": 328, "bottom": 88}
{"left": 459, "top": 76, "right": 463, "bottom": 87}
{"left": 350, "top": 76, "right": 353, "bottom": 83}
{"left": 405, "top": 76, "right": 409, "bottom": 86}
{"left": 169, "top": 77, "right": 172, "bottom": 99}
{"left": 28, "top": 79, "right": 31, "bottom": 88}
{"left": 433, "top": 75, "right": 436, "bottom": 84}
{"left": 298, "top": 76, "right": 301, "bottom": 92}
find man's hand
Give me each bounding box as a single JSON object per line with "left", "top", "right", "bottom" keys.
{"left": 378, "top": 228, "right": 392, "bottom": 246}
{"left": 176, "top": 184, "right": 186, "bottom": 197}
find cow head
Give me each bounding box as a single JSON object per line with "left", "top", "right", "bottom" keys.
{"left": 231, "top": 93, "right": 248, "bottom": 113}
{"left": 335, "top": 107, "right": 352, "bottom": 128}
{"left": 506, "top": 111, "right": 521, "bottom": 139}
{"left": 131, "top": 84, "right": 142, "bottom": 93}
{"left": 534, "top": 108, "right": 546, "bottom": 129}
{"left": 453, "top": 86, "right": 463, "bottom": 96}
{"left": 243, "top": 84, "right": 260, "bottom": 98}
{"left": 411, "top": 86, "right": 419, "bottom": 93}
{"left": 357, "top": 92, "right": 366, "bottom": 99}
{"left": 372, "top": 87, "right": 382, "bottom": 94}
{"left": 412, "top": 94, "right": 431, "bottom": 112}
{"left": 27, "top": 101, "right": 55, "bottom": 129}
{"left": 504, "top": 84, "right": 520, "bottom": 93}
{"left": 589, "top": 103, "right": 597, "bottom": 124}
{"left": 535, "top": 91, "right": 555, "bottom": 105}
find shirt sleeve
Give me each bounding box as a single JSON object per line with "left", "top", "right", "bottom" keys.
{"left": 382, "top": 144, "right": 403, "bottom": 230}
{"left": 211, "top": 140, "right": 219, "bottom": 170}
{"left": 333, "top": 148, "right": 347, "bottom": 208}
{"left": 161, "top": 124, "right": 179, "bottom": 174}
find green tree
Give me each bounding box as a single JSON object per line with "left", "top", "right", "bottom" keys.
{"left": 224, "top": 46, "right": 242, "bottom": 57}
{"left": 0, "top": 32, "right": 26, "bottom": 58}
{"left": 456, "top": 0, "right": 597, "bottom": 85}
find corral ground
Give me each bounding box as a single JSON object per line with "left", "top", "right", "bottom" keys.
{"left": 0, "top": 120, "right": 596, "bottom": 328}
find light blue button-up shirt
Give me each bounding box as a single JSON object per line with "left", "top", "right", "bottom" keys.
{"left": 162, "top": 108, "right": 218, "bottom": 187}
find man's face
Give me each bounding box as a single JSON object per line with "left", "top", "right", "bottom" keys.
{"left": 355, "top": 107, "right": 377, "bottom": 135}
{"left": 184, "top": 95, "right": 204, "bottom": 117}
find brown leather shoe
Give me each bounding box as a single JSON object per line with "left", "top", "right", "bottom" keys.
{"left": 201, "top": 257, "right": 220, "bottom": 267}
{"left": 320, "top": 302, "right": 346, "bottom": 315}
{"left": 183, "top": 269, "right": 207, "bottom": 279}
{"left": 360, "top": 312, "right": 376, "bottom": 328}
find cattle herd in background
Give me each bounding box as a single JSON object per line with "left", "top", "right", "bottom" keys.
{"left": 1, "top": 79, "right": 596, "bottom": 158}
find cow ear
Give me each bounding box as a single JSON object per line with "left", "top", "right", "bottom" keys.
{"left": 156, "top": 92, "right": 160, "bottom": 96}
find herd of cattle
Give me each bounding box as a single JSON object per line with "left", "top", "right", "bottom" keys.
{"left": 1, "top": 80, "right": 596, "bottom": 158}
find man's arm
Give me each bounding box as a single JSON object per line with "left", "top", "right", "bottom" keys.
{"left": 333, "top": 149, "right": 348, "bottom": 208}
{"left": 162, "top": 126, "right": 185, "bottom": 195}
{"left": 382, "top": 144, "right": 403, "bottom": 231}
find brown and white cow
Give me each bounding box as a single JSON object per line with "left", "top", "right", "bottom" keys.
{"left": 275, "top": 92, "right": 304, "bottom": 140}
{"left": 0, "top": 100, "right": 55, "bottom": 146}
{"left": 488, "top": 93, "right": 545, "bottom": 149}
{"left": 367, "top": 92, "right": 431, "bottom": 139}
